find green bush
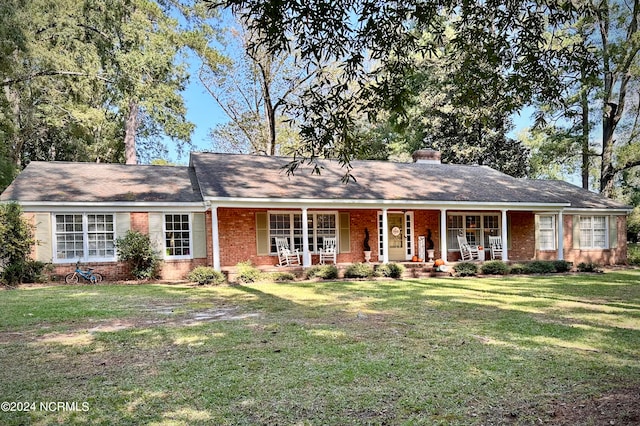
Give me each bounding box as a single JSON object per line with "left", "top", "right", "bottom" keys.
{"left": 267, "top": 271, "right": 297, "bottom": 282}
{"left": 115, "top": 231, "right": 161, "bottom": 280}
{"left": 187, "top": 266, "right": 226, "bottom": 285}
{"left": 508, "top": 263, "right": 527, "bottom": 274}
{"left": 628, "top": 244, "right": 640, "bottom": 266}
{"left": 552, "top": 260, "right": 572, "bottom": 273}
{"left": 480, "top": 260, "right": 509, "bottom": 275}
{"left": 453, "top": 262, "right": 477, "bottom": 277}
{"left": 236, "top": 261, "right": 262, "bottom": 283}
{"left": 524, "top": 260, "right": 556, "bottom": 274}
{"left": 344, "top": 262, "right": 374, "bottom": 278}
{"left": 377, "top": 263, "right": 405, "bottom": 279}
{"left": 0, "top": 202, "right": 37, "bottom": 285}
{"left": 306, "top": 264, "right": 339, "bottom": 279}
{"left": 577, "top": 262, "right": 602, "bottom": 273}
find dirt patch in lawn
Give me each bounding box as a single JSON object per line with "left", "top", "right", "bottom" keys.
{"left": 548, "top": 388, "right": 640, "bottom": 425}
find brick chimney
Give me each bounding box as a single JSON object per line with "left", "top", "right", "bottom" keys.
{"left": 412, "top": 149, "right": 441, "bottom": 164}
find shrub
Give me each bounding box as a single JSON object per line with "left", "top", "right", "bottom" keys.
{"left": 236, "top": 261, "right": 262, "bottom": 283}
{"left": 577, "top": 262, "right": 602, "bottom": 273}
{"left": 0, "top": 202, "right": 37, "bottom": 285}
{"left": 188, "top": 266, "right": 225, "bottom": 285}
{"left": 480, "top": 260, "right": 509, "bottom": 275}
{"left": 377, "top": 263, "right": 405, "bottom": 279}
{"left": 552, "top": 260, "right": 572, "bottom": 273}
{"left": 508, "top": 263, "right": 527, "bottom": 274}
{"left": 453, "top": 262, "right": 477, "bottom": 277}
{"left": 344, "top": 262, "right": 374, "bottom": 278}
{"left": 628, "top": 244, "right": 640, "bottom": 266}
{"left": 268, "top": 271, "right": 297, "bottom": 282}
{"left": 524, "top": 260, "right": 556, "bottom": 274}
{"left": 115, "top": 231, "right": 161, "bottom": 280}
{"left": 306, "top": 264, "right": 339, "bottom": 280}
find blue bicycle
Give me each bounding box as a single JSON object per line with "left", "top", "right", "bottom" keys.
{"left": 65, "top": 261, "right": 103, "bottom": 284}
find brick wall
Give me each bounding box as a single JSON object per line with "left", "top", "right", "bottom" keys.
{"left": 509, "top": 211, "right": 536, "bottom": 261}
{"left": 130, "top": 212, "right": 149, "bottom": 233}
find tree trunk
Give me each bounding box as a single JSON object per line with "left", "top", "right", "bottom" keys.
{"left": 580, "top": 86, "right": 590, "bottom": 190}
{"left": 124, "top": 100, "right": 138, "bottom": 165}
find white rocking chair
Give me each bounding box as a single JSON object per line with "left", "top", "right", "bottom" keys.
{"left": 457, "top": 234, "right": 479, "bottom": 261}
{"left": 318, "top": 237, "right": 337, "bottom": 264}
{"left": 275, "top": 237, "right": 301, "bottom": 266}
{"left": 488, "top": 235, "right": 503, "bottom": 260}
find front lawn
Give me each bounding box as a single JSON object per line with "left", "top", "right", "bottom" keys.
{"left": 1, "top": 270, "right": 639, "bottom": 425}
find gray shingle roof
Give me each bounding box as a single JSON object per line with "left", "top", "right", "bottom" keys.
{"left": 190, "top": 152, "right": 613, "bottom": 206}
{"left": 0, "top": 161, "right": 203, "bottom": 203}
{"left": 1, "top": 153, "right": 631, "bottom": 211}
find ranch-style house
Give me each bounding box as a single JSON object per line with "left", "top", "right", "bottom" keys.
{"left": 0, "top": 150, "right": 632, "bottom": 280}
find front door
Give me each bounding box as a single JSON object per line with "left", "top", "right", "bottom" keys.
{"left": 388, "top": 213, "right": 405, "bottom": 261}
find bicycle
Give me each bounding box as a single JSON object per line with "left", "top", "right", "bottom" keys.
{"left": 65, "top": 261, "right": 103, "bottom": 284}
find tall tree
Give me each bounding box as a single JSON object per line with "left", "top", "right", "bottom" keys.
{"left": 199, "top": 18, "right": 313, "bottom": 156}
{"left": 528, "top": 0, "right": 640, "bottom": 196}
{"left": 0, "top": 0, "right": 223, "bottom": 175}
{"left": 209, "top": 0, "right": 585, "bottom": 177}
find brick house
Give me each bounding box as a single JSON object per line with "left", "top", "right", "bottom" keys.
{"left": 0, "top": 150, "right": 632, "bottom": 280}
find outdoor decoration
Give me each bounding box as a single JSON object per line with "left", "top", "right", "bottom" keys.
{"left": 434, "top": 259, "right": 445, "bottom": 267}
{"left": 363, "top": 227, "right": 372, "bottom": 263}
{"left": 426, "top": 229, "right": 435, "bottom": 261}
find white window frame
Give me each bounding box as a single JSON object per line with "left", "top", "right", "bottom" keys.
{"left": 267, "top": 211, "right": 338, "bottom": 255}
{"left": 53, "top": 213, "right": 116, "bottom": 263}
{"left": 163, "top": 213, "right": 193, "bottom": 259}
{"left": 579, "top": 215, "right": 608, "bottom": 249}
{"left": 446, "top": 213, "right": 501, "bottom": 251}
{"left": 538, "top": 215, "right": 556, "bottom": 250}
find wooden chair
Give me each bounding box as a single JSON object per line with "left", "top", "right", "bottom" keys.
{"left": 275, "top": 237, "right": 301, "bottom": 266}
{"left": 318, "top": 237, "right": 337, "bottom": 264}
{"left": 457, "top": 234, "right": 479, "bottom": 261}
{"left": 488, "top": 235, "right": 503, "bottom": 260}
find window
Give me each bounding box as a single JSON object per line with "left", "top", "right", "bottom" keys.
{"left": 538, "top": 215, "right": 556, "bottom": 250}
{"left": 54, "top": 214, "right": 115, "bottom": 261}
{"left": 580, "top": 216, "right": 607, "bottom": 248}
{"left": 268, "top": 212, "right": 337, "bottom": 254}
{"left": 447, "top": 214, "right": 501, "bottom": 250}
{"left": 165, "top": 214, "right": 191, "bottom": 257}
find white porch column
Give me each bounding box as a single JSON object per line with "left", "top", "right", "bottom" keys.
{"left": 301, "top": 207, "right": 311, "bottom": 267}
{"left": 501, "top": 209, "right": 508, "bottom": 262}
{"left": 440, "top": 209, "right": 447, "bottom": 263}
{"left": 557, "top": 210, "right": 564, "bottom": 260}
{"left": 211, "top": 206, "right": 221, "bottom": 271}
{"left": 381, "top": 208, "right": 389, "bottom": 264}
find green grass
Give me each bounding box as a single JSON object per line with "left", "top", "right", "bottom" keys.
{"left": 1, "top": 270, "right": 639, "bottom": 425}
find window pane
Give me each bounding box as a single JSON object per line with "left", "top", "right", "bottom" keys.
{"left": 165, "top": 214, "right": 190, "bottom": 257}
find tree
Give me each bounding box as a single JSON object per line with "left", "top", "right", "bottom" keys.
{"left": 0, "top": 0, "right": 223, "bottom": 171}
{"left": 199, "top": 17, "right": 313, "bottom": 156}
{"left": 208, "top": 0, "right": 585, "bottom": 177}
{"left": 0, "top": 202, "right": 37, "bottom": 285}
{"left": 528, "top": 0, "right": 640, "bottom": 196}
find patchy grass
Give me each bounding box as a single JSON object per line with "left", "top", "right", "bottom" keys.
{"left": 1, "top": 270, "right": 639, "bottom": 425}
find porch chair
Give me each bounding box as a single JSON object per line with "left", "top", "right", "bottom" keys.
{"left": 275, "top": 237, "right": 301, "bottom": 267}
{"left": 318, "top": 237, "right": 337, "bottom": 264}
{"left": 488, "top": 235, "right": 503, "bottom": 260}
{"left": 457, "top": 234, "right": 479, "bottom": 261}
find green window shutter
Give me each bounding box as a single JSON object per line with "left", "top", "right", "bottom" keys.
{"left": 192, "top": 213, "right": 206, "bottom": 258}
{"left": 115, "top": 213, "right": 130, "bottom": 239}
{"left": 35, "top": 213, "right": 52, "bottom": 262}
{"left": 256, "top": 212, "right": 269, "bottom": 255}
{"left": 534, "top": 215, "right": 540, "bottom": 250}
{"left": 149, "top": 213, "right": 164, "bottom": 253}
{"left": 609, "top": 216, "right": 618, "bottom": 249}
{"left": 339, "top": 212, "right": 350, "bottom": 253}
{"left": 572, "top": 215, "right": 581, "bottom": 249}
